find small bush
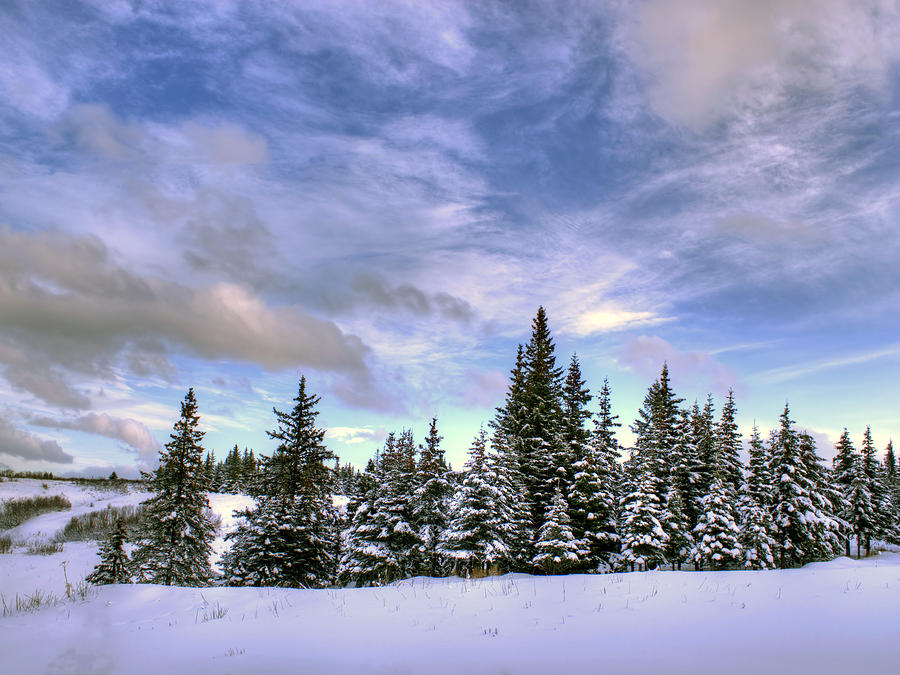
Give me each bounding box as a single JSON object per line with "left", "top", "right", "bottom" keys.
{"left": 0, "top": 495, "right": 72, "bottom": 530}
{"left": 26, "top": 541, "right": 64, "bottom": 555}
{"left": 56, "top": 504, "right": 149, "bottom": 542}
{"left": 0, "top": 536, "right": 12, "bottom": 554}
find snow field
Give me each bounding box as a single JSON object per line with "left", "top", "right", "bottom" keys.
{"left": 4, "top": 479, "right": 900, "bottom": 673}
{"left": 3, "top": 551, "right": 900, "bottom": 673}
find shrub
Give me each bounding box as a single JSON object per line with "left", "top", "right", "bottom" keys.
{"left": 55, "top": 504, "right": 148, "bottom": 542}
{"left": 26, "top": 541, "right": 64, "bottom": 555}
{"left": 0, "top": 495, "right": 72, "bottom": 530}
{"left": 0, "top": 536, "right": 12, "bottom": 554}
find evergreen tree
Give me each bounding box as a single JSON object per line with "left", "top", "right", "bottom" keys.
{"left": 746, "top": 424, "right": 770, "bottom": 506}
{"left": 438, "top": 428, "right": 516, "bottom": 577}
{"left": 739, "top": 498, "right": 777, "bottom": 570}
{"left": 619, "top": 466, "right": 668, "bottom": 571}
{"left": 241, "top": 448, "right": 257, "bottom": 493}
{"left": 631, "top": 364, "right": 683, "bottom": 508}
{"left": 132, "top": 388, "right": 217, "bottom": 586}
{"left": 338, "top": 432, "right": 421, "bottom": 585}
{"left": 692, "top": 473, "right": 742, "bottom": 570}
{"left": 767, "top": 405, "right": 839, "bottom": 567}
{"left": 662, "top": 482, "right": 693, "bottom": 570}
{"left": 714, "top": 389, "right": 743, "bottom": 498}
{"left": 534, "top": 483, "right": 581, "bottom": 575}
{"left": 832, "top": 429, "right": 856, "bottom": 490}
{"left": 519, "top": 307, "right": 565, "bottom": 537}
{"left": 412, "top": 418, "right": 453, "bottom": 577}
{"left": 671, "top": 409, "right": 702, "bottom": 533}
{"left": 226, "top": 376, "right": 337, "bottom": 588}
{"left": 488, "top": 344, "right": 534, "bottom": 570}
{"left": 87, "top": 519, "right": 131, "bottom": 585}
{"left": 203, "top": 451, "right": 216, "bottom": 492}
{"left": 556, "top": 355, "right": 592, "bottom": 508}
{"left": 845, "top": 454, "right": 875, "bottom": 558}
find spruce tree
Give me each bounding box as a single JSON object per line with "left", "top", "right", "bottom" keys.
{"left": 519, "top": 307, "right": 565, "bottom": 537}
{"left": 662, "top": 482, "right": 693, "bottom": 570}
{"left": 438, "top": 428, "right": 515, "bottom": 577}
{"left": 412, "top": 418, "right": 453, "bottom": 577}
{"left": 746, "top": 424, "right": 770, "bottom": 506}
{"left": 488, "top": 344, "right": 534, "bottom": 570}
{"left": 226, "top": 376, "right": 337, "bottom": 588}
{"left": 692, "top": 473, "right": 742, "bottom": 570}
{"left": 631, "top": 364, "right": 683, "bottom": 509}
{"left": 845, "top": 454, "right": 875, "bottom": 558}
{"left": 534, "top": 483, "right": 581, "bottom": 575}
{"left": 132, "top": 388, "right": 217, "bottom": 586}
{"left": 832, "top": 429, "right": 856, "bottom": 490}
{"left": 767, "top": 405, "right": 840, "bottom": 567}
{"left": 739, "top": 498, "right": 777, "bottom": 570}
{"left": 714, "top": 389, "right": 743, "bottom": 498}
{"left": 87, "top": 519, "right": 131, "bottom": 585}
{"left": 338, "top": 432, "right": 420, "bottom": 585}
{"left": 619, "top": 465, "right": 668, "bottom": 571}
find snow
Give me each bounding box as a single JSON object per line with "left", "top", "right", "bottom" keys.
{"left": 3, "top": 480, "right": 900, "bottom": 673}
{"left": 1, "top": 478, "right": 152, "bottom": 545}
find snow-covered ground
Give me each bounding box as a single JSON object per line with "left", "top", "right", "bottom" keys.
{"left": 1, "top": 478, "right": 152, "bottom": 546}
{"left": 3, "top": 480, "right": 899, "bottom": 674}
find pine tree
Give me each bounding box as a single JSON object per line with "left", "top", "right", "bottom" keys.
{"left": 832, "top": 429, "right": 856, "bottom": 490}
{"left": 662, "top": 482, "right": 693, "bottom": 570}
{"left": 534, "top": 483, "right": 581, "bottom": 575}
{"left": 556, "top": 355, "right": 592, "bottom": 509}
{"left": 845, "top": 454, "right": 875, "bottom": 558}
{"left": 739, "top": 497, "right": 777, "bottom": 570}
{"left": 87, "top": 519, "right": 131, "bottom": 585}
{"left": 714, "top": 389, "right": 743, "bottom": 498}
{"left": 619, "top": 466, "right": 668, "bottom": 571}
{"left": 226, "top": 376, "right": 337, "bottom": 588}
{"left": 438, "top": 428, "right": 516, "bottom": 577}
{"left": 746, "top": 424, "right": 770, "bottom": 506}
{"left": 241, "top": 448, "right": 257, "bottom": 493}
{"left": 767, "top": 405, "right": 840, "bottom": 567}
{"left": 338, "top": 431, "right": 421, "bottom": 585}
{"left": 132, "top": 388, "right": 217, "bottom": 586}
{"left": 631, "top": 364, "right": 683, "bottom": 510}
{"left": 519, "top": 307, "right": 565, "bottom": 537}
{"left": 692, "top": 473, "right": 742, "bottom": 570}
{"left": 488, "top": 343, "right": 534, "bottom": 569}
{"left": 412, "top": 418, "right": 453, "bottom": 577}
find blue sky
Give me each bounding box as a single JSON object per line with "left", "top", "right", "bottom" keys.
{"left": 2, "top": 0, "right": 900, "bottom": 477}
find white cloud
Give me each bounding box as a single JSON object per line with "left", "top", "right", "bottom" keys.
{"left": 30, "top": 412, "right": 161, "bottom": 461}
{"left": 0, "top": 413, "right": 73, "bottom": 464}
{"left": 630, "top": 0, "right": 900, "bottom": 129}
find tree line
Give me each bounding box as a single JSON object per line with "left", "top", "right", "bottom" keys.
{"left": 88, "top": 307, "right": 900, "bottom": 588}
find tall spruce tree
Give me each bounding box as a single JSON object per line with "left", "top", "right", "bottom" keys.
{"left": 488, "top": 344, "right": 534, "bottom": 570}
{"left": 132, "top": 388, "right": 216, "bottom": 586}
{"left": 226, "top": 376, "right": 337, "bottom": 588}
{"left": 519, "top": 307, "right": 565, "bottom": 538}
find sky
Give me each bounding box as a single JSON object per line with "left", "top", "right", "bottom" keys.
{"left": 2, "top": 0, "right": 900, "bottom": 477}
